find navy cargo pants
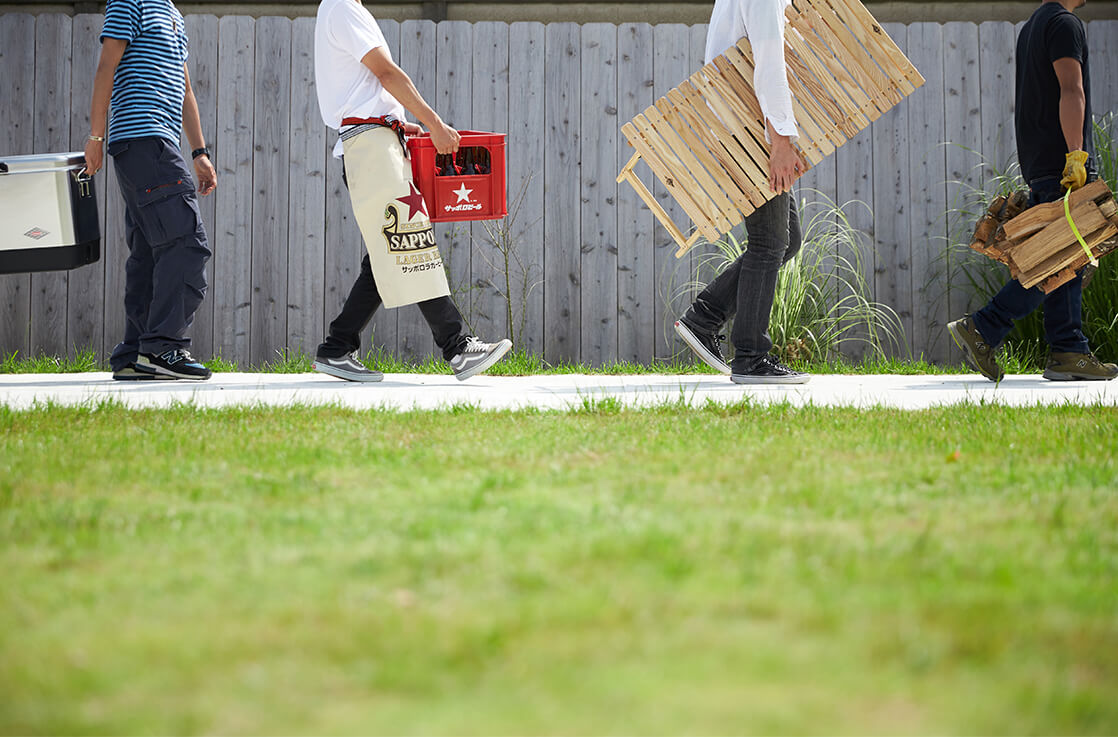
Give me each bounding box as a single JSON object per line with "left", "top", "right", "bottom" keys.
{"left": 107, "top": 137, "right": 211, "bottom": 371}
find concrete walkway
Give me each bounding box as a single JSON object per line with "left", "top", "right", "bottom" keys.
{"left": 1, "top": 372, "right": 1117, "bottom": 411}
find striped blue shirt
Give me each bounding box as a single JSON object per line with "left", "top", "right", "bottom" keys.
{"left": 101, "top": 0, "right": 189, "bottom": 145}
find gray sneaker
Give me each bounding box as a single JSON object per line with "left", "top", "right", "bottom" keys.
{"left": 1043, "top": 352, "right": 1118, "bottom": 381}
{"left": 947, "top": 315, "right": 1004, "bottom": 382}
{"left": 450, "top": 337, "right": 512, "bottom": 381}
{"left": 674, "top": 319, "right": 731, "bottom": 375}
{"left": 312, "top": 352, "right": 384, "bottom": 382}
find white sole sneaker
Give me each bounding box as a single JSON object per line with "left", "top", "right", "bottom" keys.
{"left": 451, "top": 338, "right": 513, "bottom": 381}
{"left": 674, "top": 320, "right": 731, "bottom": 375}
{"left": 312, "top": 356, "right": 384, "bottom": 383}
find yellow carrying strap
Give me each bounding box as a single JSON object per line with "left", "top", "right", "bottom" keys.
{"left": 1064, "top": 187, "right": 1099, "bottom": 267}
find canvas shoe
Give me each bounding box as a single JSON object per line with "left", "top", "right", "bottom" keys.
{"left": 312, "top": 352, "right": 384, "bottom": 382}
{"left": 947, "top": 315, "right": 1004, "bottom": 382}
{"left": 137, "top": 349, "right": 212, "bottom": 380}
{"left": 112, "top": 362, "right": 173, "bottom": 381}
{"left": 450, "top": 336, "right": 512, "bottom": 381}
{"left": 674, "top": 319, "right": 731, "bottom": 375}
{"left": 1042, "top": 351, "right": 1118, "bottom": 381}
{"left": 730, "top": 355, "right": 811, "bottom": 384}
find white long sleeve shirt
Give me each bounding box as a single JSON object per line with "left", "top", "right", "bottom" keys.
{"left": 705, "top": 0, "right": 798, "bottom": 141}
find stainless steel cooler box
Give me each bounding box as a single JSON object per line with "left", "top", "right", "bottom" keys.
{"left": 0, "top": 152, "right": 100, "bottom": 274}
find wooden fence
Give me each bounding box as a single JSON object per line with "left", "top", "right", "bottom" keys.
{"left": 1, "top": 14, "right": 1116, "bottom": 366}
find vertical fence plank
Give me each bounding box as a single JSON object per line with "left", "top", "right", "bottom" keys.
{"left": 285, "top": 17, "right": 326, "bottom": 358}
{"left": 544, "top": 22, "right": 582, "bottom": 364}
{"left": 579, "top": 23, "right": 618, "bottom": 366}
{"left": 250, "top": 16, "right": 291, "bottom": 366}
{"left": 0, "top": 14, "right": 35, "bottom": 359}
{"left": 872, "top": 23, "right": 912, "bottom": 356}
{"left": 30, "top": 14, "right": 71, "bottom": 358}
{"left": 183, "top": 14, "right": 219, "bottom": 361}
{"left": 507, "top": 21, "right": 546, "bottom": 354}
{"left": 214, "top": 15, "right": 255, "bottom": 363}
{"left": 470, "top": 21, "right": 511, "bottom": 344}
{"left": 66, "top": 14, "right": 106, "bottom": 360}
{"left": 615, "top": 22, "right": 654, "bottom": 365}
{"left": 651, "top": 23, "right": 691, "bottom": 361}
{"left": 906, "top": 22, "right": 949, "bottom": 363}
{"left": 1089, "top": 21, "right": 1117, "bottom": 132}
{"left": 834, "top": 132, "right": 875, "bottom": 360}
{"left": 396, "top": 19, "right": 437, "bottom": 360}
{"left": 978, "top": 22, "right": 1017, "bottom": 181}
{"left": 435, "top": 21, "right": 474, "bottom": 340}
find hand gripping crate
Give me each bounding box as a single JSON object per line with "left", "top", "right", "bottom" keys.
{"left": 616, "top": 0, "right": 924, "bottom": 257}
{"left": 969, "top": 179, "right": 1118, "bottom": 293}
{"left": 0, "top": 152, "right": 100, "bottom": 274}
{"left": 408, "top": 131, "right": 507, "bottom": 223}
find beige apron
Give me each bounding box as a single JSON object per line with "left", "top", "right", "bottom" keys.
{"left": 341, "top": 126, "right": 450, "bottom": 308}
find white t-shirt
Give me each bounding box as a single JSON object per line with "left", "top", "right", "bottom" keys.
{"left": 315, "top": 0, "right": 407, "bottom": 154}
{"left": 705, "top": 0, "right": 797, "bottom": 141}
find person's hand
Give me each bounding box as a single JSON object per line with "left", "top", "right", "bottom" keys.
{"left": 402, "top": 121, "right": 423, "bottom": 137}
{"left": 83, "top": 137, "right": 104, "bottom": 176}
{"left": 768, "top": 134, "right": 806, "bottom": 194}
{"left": 1061, "top": 150, "right": 1089, "bottom": 191}
{"left": 193, "top": 154, "right": 217, "bottom": 196}
{"left": 428, "top": 120, "right": 460, "bottom": 155}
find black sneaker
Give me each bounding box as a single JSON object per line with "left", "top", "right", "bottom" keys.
{"left": 947, "top": 315, "right": 1003, "bottom": 382}
{"left": 449, "top": 337, "right": 512, "bottom": 381}
{"left": 730, "top": 355, "right": 811, "bottom": 384}
{"left": 674, "top": 319, "right": 731, "bottom": 375}
{"left": 112, "top": 362, "right": 173, "bottom": 381}
{"left": 136, "top": 349, "right": 212, "bottom": 380}
{"left": 1042, "top": 351, "right": 1118, "bottom": 381}
{"left": 312, "top": 352, "right": 384, "bottom": 382}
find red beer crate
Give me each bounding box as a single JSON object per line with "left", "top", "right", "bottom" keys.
{"left": 408, "top": 130, "right": 506, "bottom": 223}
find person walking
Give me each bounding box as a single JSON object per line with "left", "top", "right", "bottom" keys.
{"left": 947, "top": 0, "right": 1117, "bottom": 382}
{"left": 311, "top": 0, "right": 511, "bottom": 382}
{"left": 673, "top": 0, "right": 810, "bottom": 384}
{"left": 84, "top": 0, "right": 217, "bottom": 381}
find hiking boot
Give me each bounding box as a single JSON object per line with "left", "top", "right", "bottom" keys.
{"left": 312, "top": 352, "right": 384, "bottom": 382}
{"left": 1042, "top": 351, "right": 1118, "bottom": 381}
{"left": 947, "top": 315, "right": 1004, "bottom": 382}
{"left": 112, "top": 362, "right": 173, "bottom": 381}
{"left": 137, "top": 349, "right": 212, "bottom": 380}
{"left": 730, "top": 355, "right": 811, "bottom": 384}
{"left": 674, "top": 319, "right": 731, "bottom": 375}
{"left": 450, "top": 336, "right": 512, "bottom": 381}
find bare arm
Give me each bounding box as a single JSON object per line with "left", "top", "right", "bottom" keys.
{"left": 182, "top": 63, "right": 216, "bottom": 195}
{"left": 360, "top": 46, "right": 460, "bottom": 154}
{"left": 83, "top": 37, "right": 127, "bottom": 176}
{"left": 1053, "top": 56, "right": 1086, "bottom": 152}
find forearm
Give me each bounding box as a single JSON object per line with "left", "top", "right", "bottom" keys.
{"left": 182, "top": 88, "right": 206, "bottom": 151}
{"left": 378, "top": 65, "right": 443, "bottom": 130}
{"left": 89, "top": 57, "right": 116, "bottom": 137}
{"left": 1058, "top": 86, "right": 1085, "bottom": 152}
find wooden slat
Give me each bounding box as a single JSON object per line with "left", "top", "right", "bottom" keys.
{"left": 470, "top": 21, "right": 510, "bottom": 346}
{"left": 286, "top": 17, "right": 326, "bottom": 359}
{"left": 834, "top": 126, "right": 875, "bottom": 361}
{"left": 804, "top": 0, "right": 899, "bottom": 113}
{"left": 183, "top": 14, "right": 218, "bottom": 362}
{"left": 67, "top": 14, "right": 106, "bottom": 360}
{"left": 793, "top": 5, "right": 880, "bottom": 124}
{"left": 213, "top": 15, "right": 254, "bottom": 364}
{"left": 687, "top": 70, "right": 772, "bottom": 201}
{"left": 579, "top": 23, "right": 618, "bottom": 366}
{"left": 785, "top": 13, "right": 869, "bottom": 134}
{"left": 1088, "top": 21, "right": 1117, "bottom": 128}
{"left": 250, "top": 16, "right": 291, "bottom": 366}
{"left": 30, "top": 13, "right": 71, "bottom": 359}
{"left": 395, "top": 19, "right": 437, "bottom": 361}
{"left": 978, "top": 22, "right": 1016, "bottom": 185}
{"left": 0, "top": 13, "right": 35, "bottom": 359}
{"left": 824, "top": 0, "right": 921, "bottom": 93}
{"left": 507, "top": 21, "right": 546, "bottom": 355}
{"left": 543, "top": 22, "right": 582, "bottom": 363}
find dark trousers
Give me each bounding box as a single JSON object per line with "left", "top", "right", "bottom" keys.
{"left": 683, "top": 192, "right": 802, "bottom": 372}
{"left": 971, "top": 176, "right": 1090, "bottom": 354}
{"left": 107, "top": 137, "right": 211, "bottom": 370}
{"left": 317, "top": 160, "right": 467, "bottom": 361}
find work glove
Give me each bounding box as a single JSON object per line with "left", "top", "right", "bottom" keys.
{"left": 1060, "top": 150, "right": 1089, "bottom": 191}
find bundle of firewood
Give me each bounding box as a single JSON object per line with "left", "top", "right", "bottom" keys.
{"left": 969, "top": 179, "right": 1118, "bottom": 293}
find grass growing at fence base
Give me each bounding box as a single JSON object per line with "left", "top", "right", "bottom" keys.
{"left": 2, "top": 402, "right": 1117, "bottom": 734}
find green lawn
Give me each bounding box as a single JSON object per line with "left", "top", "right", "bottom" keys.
{"left": 2, "top": 402, "right": 1117, "bottom": 734}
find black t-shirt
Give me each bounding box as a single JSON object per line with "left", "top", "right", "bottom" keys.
{"left": 1014, "top": 2, "right": 1094, "bottom": 184}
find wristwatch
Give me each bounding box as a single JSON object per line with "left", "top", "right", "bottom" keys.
{"left": 191, "top": 146, "right": 212, "bottom": 161}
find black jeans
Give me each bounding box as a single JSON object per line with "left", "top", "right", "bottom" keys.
{"left": 107, "top": 137, "right": 211, "bottom": 370}
{"left": 318, "top": 160, "right": 467, "bottom": 361}
{"left": 971, "top": 176, "right": 1091, "bottom": 354}
{"left": 683, "top": 192, "right": 802, "bottom": 372}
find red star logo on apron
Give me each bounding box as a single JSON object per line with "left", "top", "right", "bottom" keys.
{"left": 396, "top": 182, "right": 429, "bottom": 221}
